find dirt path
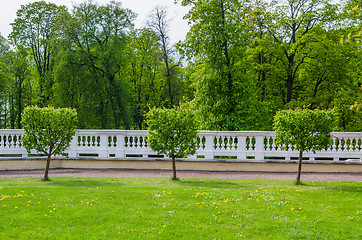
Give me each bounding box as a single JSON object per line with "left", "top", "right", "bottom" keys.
{"left": 0, "top": 168, "right": 361, "bottom": 182}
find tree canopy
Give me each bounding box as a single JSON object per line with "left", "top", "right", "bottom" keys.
{"left": 0, "top": 0, "right": 360, "bottom": 132}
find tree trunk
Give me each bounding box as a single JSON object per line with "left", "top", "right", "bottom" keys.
{"left": 171, "top": 155, "right": 177, "bottom": 180}
{"left": 44, "top": 153, "right": 52, "bottom": 181}
{"left": 296, "top": 151, "right": 303, "bottom": 185}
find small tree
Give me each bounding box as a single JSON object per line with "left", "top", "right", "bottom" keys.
{"left": 147, "top": 107, "right": 198, "bottom": 180}
{"left": 21, "top": 106, "right": 78, "bottom": 181}
{"left": 274, "top": 109, "right": 333, "bottom": 185}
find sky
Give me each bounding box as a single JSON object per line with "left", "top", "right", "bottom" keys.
{"left": 0, "top": 0, "right": 190, "bottom": 44}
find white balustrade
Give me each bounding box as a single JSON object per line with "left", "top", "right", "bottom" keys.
{"left": 0, "top": 129, "right": 361, "bottom": 162}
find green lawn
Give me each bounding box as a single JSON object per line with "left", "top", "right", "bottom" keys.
{"left": 0, "top": 177, "right": 361, "bottom": 239}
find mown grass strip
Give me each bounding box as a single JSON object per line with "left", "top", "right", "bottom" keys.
{"left": 0, "top": 177, "right": 361, "bottom": 239}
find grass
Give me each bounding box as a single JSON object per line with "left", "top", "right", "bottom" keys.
{"left": 0, "top": 177, "right": 361, "bottom": 240}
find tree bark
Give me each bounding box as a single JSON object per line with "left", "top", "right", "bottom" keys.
{"left": 296, "top": 150, "right": 303, "bottom": 185}
{"left": 44, "top": 154, "right": 51, "bottom": 181}
{"left": 171, "top": 155, "right": 177, "bottom": 180}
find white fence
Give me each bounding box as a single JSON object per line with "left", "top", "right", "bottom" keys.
{"left": 0, "top": 129, "right": 361, "bottom": 162}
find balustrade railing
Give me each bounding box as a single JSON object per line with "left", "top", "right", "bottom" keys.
{"left": 0, "top": 129, "right": 361, "bottom": 162}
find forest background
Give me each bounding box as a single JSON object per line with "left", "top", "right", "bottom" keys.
{"left": 0, "top": 0, "right": 361, "bottom": 132}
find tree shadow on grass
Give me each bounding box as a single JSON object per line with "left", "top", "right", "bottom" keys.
{"left": 45, "top": 177, "right": 123, "bottom": 188}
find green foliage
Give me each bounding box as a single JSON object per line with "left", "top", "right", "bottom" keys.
{"left": 147, "top": 107, "right": 197, "bottom": 179}
{"left": 21, "top": 106, "right": 77, "bottom": 180}
{"left": 21, "top": 106, "right": 78, "bottom": 157}
{"left": 274, "top": 109, "right": 333, "bottom": 153}
{"left": 53, "top": 0, "right": 136, "bottom": 129}
{"left": 180, "top": 0, "right": 263, "bottom": 131}
{"left": 274, "top": 109, "right": 333, "bottom": 184}
{"left": 9, "top": 1, "right": 67, "bottom": 107}
{"left": 147, "top": 107, "right": 197, "bottom": 158}
{"left": 1, "top": 0, "right": 362, "bottom": 131}
{"left": 333, "top": 103, "right": 362, "bottom": 132}
{"left": 126, "top": 28, "right": 165, "bottom": 129}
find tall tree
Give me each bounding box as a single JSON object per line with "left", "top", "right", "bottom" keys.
{"left": 127, "top": 28, "right": 165, "bottom": 129}
{"left": 179, "top": 0, "right": 263, "bottom": 131}
{"left": 0, "top": 34, "right": 9, "bottom": 128}
{"left": 9, "top": 1, "right": 67, "bottom": 107}
{"left": 259, "top": 0, "right": 338, "bottom": 104}
{"left": 56, "top": 0, "right": 136, "bottom": 129}
{"left": 147, "top": 6, "right": 181, "bottom": 109}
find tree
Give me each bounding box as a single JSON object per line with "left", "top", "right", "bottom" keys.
{"left": 265, "top": 0, "right": 338, "bottom": 104}
{"left": 274, "top": 109, "right": 333, "bottom": 185}
{"left": 147, "top": 107, "right": 197, "bottom": 180}
{"left": 147, "top": 6, "right": 182, "bottom": 109}
{"left": 0, "top": 34, "right": 9, "bottom": 128}
{"left": 178, "top": 0, "right": 262, "bottom": 131}
{"left": 9, "top": 1, "right": 67, "bottom": 106}
{"left": 21, "top": 106, "right": 77, "bottom": 181}
{"left": 57, "top": 0, "right": 136, "bottom": 129}
{"left": 6, "top": 48, "right": 31, "bottom": 129}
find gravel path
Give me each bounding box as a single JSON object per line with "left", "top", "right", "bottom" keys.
{"left": 0, "top": 168, "right": 361, "bottom": 182}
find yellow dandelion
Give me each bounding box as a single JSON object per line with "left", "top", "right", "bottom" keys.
{"left": 163, "top": 225, "right": 166, "bottom": 228}
{"left": 45, "top": 214, "right": 47, "bottom": 216}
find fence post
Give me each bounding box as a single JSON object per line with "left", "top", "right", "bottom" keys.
{"left": 117, "top": 132, "right": 125, "bottom": 159}
{"left": 204, "top": 134, "right": 214, "bottom": 160}
{"left": 99, "top": 133, "right": 108, "bottom": 159}
{"left": 254, "top": 135, "right": 265, "bottom": 161}
{"left": 67, "top": 133, "right": 78, "bottom": 159}
{"left": 237, "top": 134, "right": 247, "bottom": 160}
